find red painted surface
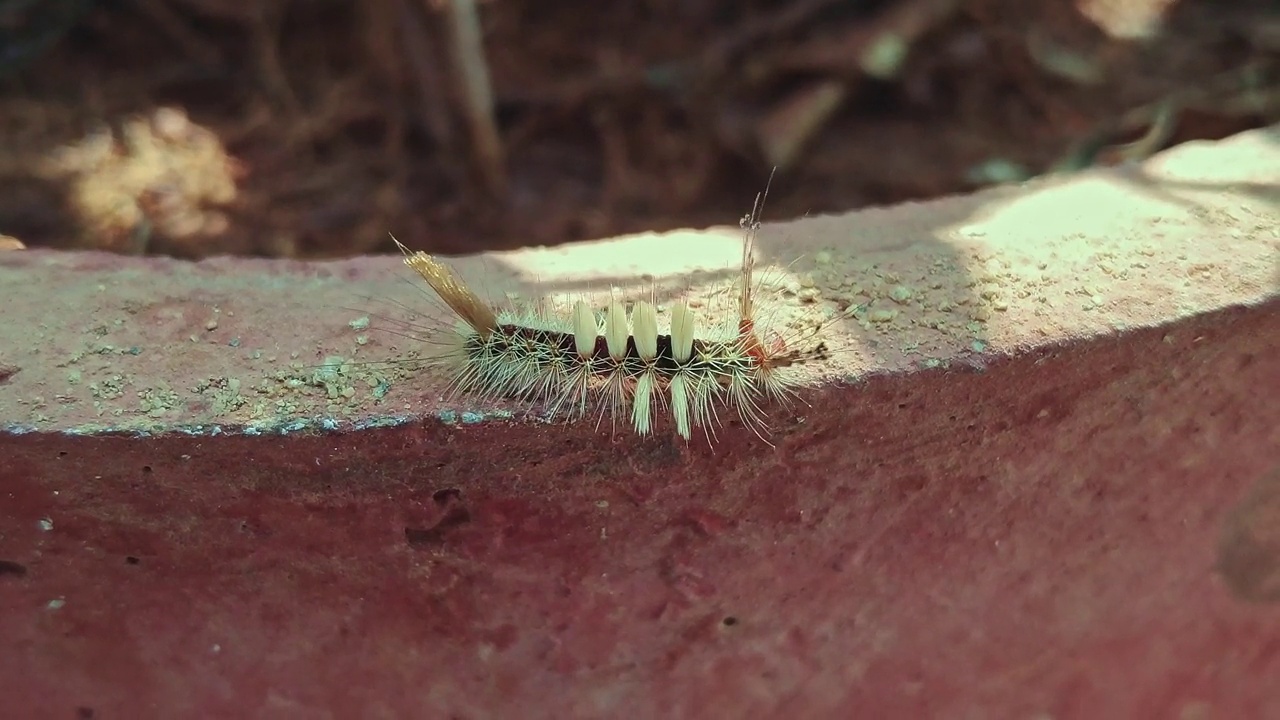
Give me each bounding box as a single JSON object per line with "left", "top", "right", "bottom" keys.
{"left": 2, "top": 301, "right": 1279, "bottom": 719}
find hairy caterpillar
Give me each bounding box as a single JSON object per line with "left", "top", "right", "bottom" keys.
{"left": 391, "top": 194, "right": 834, "bottom": 443}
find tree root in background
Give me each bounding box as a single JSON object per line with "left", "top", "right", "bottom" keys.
{"left": 0, "top": 0, "right": 1276, "bottom": 258}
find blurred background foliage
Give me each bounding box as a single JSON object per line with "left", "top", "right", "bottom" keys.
{"left": 0, "top": 0, "right": 1276, "bottom": 258}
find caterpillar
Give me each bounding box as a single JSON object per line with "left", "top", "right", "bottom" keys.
{"left": 391, "top": 197, "right": 834, "bottom": 443}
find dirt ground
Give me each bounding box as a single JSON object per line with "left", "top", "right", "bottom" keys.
{"left": 0, "top": 0, "right": 1276, "bottom": 259}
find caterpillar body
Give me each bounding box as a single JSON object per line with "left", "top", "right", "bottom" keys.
{"left": 394, "top": 206, "right": 832, "bottom": 443}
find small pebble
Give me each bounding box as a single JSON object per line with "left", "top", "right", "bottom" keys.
{"left": 889, "top": 285, "right": 913, "bottom": 304}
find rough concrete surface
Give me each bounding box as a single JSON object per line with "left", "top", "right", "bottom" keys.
{"left": 0, "top": 126, "right": 1278, "bottom": 718}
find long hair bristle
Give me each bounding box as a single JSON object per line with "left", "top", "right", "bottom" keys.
{"left": 391, "top": 236, "right": 498, "bottom": 338}
{"left": 736, "top": 168, "right": 775, "bottom": 356}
